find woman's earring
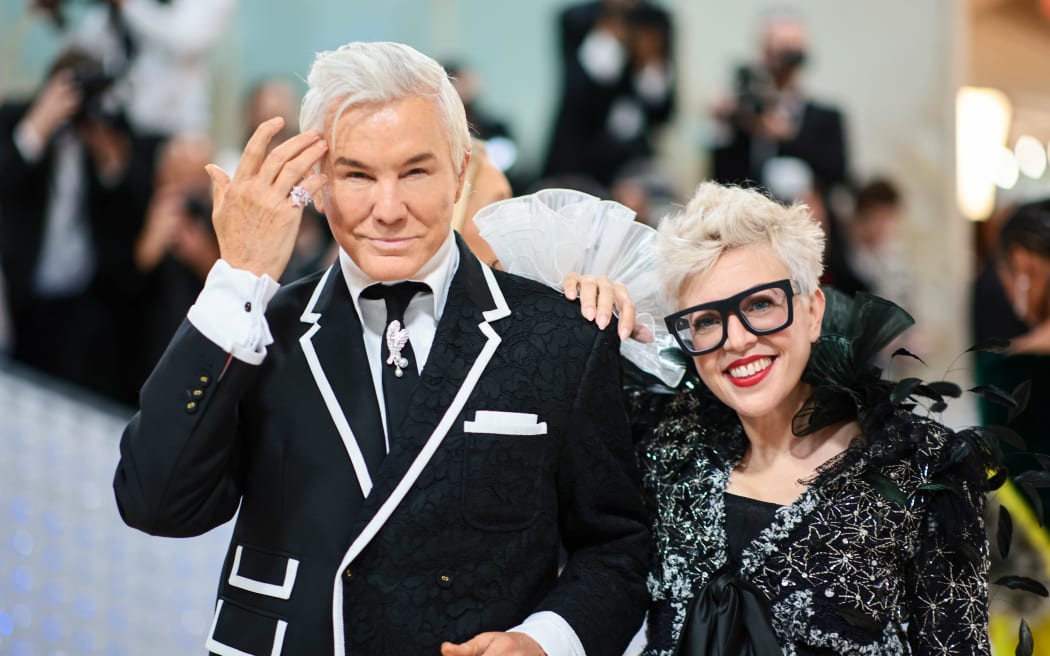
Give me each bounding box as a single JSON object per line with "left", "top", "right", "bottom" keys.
{"left": 1014, "top": 273, "right": 1030, "bottom": 320}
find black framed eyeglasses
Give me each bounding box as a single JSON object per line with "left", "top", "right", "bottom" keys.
{"left": 664, "top": 279, "right": 800, "bottom": 355}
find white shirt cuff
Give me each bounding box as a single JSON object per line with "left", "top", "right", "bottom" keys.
{"left": 508, "top": 611, "right": 585, "bottom": 656}
{"left": 13, "top": 121, "right": 45, "bottom": 163}
{"left": 186, "top": 259, "right": 280, "bottom": 365}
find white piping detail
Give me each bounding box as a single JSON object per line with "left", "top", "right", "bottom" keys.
{"left": 299, "top": 266, "right": 331, "bottom": 324}
{"left": 271, "top": 621, "right": 288, "bottom": 656}
{"left": 205, "top": 599, "right": 289, "bottom": 656}
{"left": 300, "top": 268, "right": 373, "bottom": 498}
{"left": 330, "top": 266, "right": 510, "bottom": 656}
{"left": 480, "top": 264, "right": 511, "bottom": 322}
{"left": 227, "top": 545, "right": 299, "bottom": 600}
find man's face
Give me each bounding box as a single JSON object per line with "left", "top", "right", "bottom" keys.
{"left": 761, "top": 19, "right": 809, "bottom": 77}
{"left": 314, "top": 96, "right": 467, "bottom": 281}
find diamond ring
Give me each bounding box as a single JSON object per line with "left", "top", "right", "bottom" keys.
{"left": 289, "top": 185, "right": 312, "bottom": 208}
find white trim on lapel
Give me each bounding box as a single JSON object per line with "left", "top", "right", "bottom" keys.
{"left": 330, "top": 262, "right": 511, "bottom": 656}
{"left": 299, "top": 266, "right": 374, "bottom": 498}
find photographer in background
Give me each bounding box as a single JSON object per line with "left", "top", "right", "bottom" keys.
{"left": 0, "top": 49, "right": 150, "bottom": 397}
{"left": 40, "top": 0, "right": 237, "bottom": 140}
{"left": 710, "top": 11, "right": 848, "bottom": 196}
{"left": 124, "top": 135, "right": 218, "bottom": 402}
{"left": 543, "top": 0, "right": 675, "bottom": 188}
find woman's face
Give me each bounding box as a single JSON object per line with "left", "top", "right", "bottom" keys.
{"left": 678, "top": 242, "right": 824, "bottom": 422}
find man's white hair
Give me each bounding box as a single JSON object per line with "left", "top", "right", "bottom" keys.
{"left": 656, "top": 182, "right": 825, "bottom": 306}
{"left": 300, "top": 41, "right": 471, "bottom": 167}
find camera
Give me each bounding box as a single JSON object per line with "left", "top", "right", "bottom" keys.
{"left": 70, "top": 66, "right": 120, "bottom": 126}
{"left": 183, "top": 195, "right": 213, "bottom": 228}
{"left": 732, "top": 64, "right": 777, "bottom": 122}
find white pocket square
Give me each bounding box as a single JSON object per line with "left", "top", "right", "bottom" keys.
{"left": 463, "top": 411, "right": 548, "bottom": 436}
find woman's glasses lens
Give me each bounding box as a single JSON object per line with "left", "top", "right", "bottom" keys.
{"left": 671, "top": 285, "right": 792, "bottom": 354}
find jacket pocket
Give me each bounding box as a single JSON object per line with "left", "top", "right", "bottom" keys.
{"left": 206, "top": 597, "right": 287, "bottom": 656}
{"left": 227, "top": 544, "right": 299, "bottom": 600}
{"left": 461, "top": 432, "right": 550, "bottom": 531}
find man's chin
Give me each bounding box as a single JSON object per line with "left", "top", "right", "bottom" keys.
{"left": 356, "top": 255, "right": 424, "bottom": 282}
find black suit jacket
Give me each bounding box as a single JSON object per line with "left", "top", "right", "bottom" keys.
{"left": 114, "top": 237, "right": 650, "bottom": 655}
{"left": 0, "top": 101, "right": 152, "bottom": 396}
{"left": 711, "top": 99, "right": 847, "bottom": 192}
{"left": 0, "top": 101, "right": 151, "bottom": 307}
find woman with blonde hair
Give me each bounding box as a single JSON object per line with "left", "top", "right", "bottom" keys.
{"left": 641, "top": 182, "right": 999, "bottom": 654}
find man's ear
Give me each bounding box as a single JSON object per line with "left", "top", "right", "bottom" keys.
{"left": 807, "top": 287, "right": 826, "bottom": 342}
{"left": 454, "top": 152, "right": 471, "bottom": 204}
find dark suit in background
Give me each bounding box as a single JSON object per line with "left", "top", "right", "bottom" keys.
{"left": 543, "top": 0, "right": 675, "bottom": 187}
{"left": 710, "top": 99, "right": 847, "bottom": 193}
{"left": 0, "top": 100, "right": 150, "bottom": 397}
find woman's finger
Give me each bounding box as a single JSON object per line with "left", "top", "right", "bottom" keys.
{"left": 562, "top": 272, "right": 581, "bottom": 301}
{"left": 576, "top": 275, "right": 598, "bottom": 322}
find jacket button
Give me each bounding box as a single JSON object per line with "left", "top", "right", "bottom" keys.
{"left": 438, "top": 573, "right": 452, "bottom": 588}
{"left": 185, "top": 401, "right": 198, "bottom": 414}
{"left": 198, "top": 375, "right": 210, "bottom": 387}
{"left": 190, "top": 389, "right": 204, "bottom": 399}
{"left": 344, "top": 567, "right": 353, "bottom": 579}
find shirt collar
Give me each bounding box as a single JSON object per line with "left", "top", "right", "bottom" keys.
{"left": 340, "top": 230, "right": 459, "bottom": 321}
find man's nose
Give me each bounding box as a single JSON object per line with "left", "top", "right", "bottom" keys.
{"left": 372, "top": 178, "right": 407, "bottom": 223}
{"left": 722, "top": 313, "right": 757, "bottom": 353}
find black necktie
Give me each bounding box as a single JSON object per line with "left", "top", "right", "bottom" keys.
{"left": 360, "top": 281, "right": 430, "bottom": 473}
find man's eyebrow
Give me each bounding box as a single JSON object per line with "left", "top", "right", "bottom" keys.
{"left": 402, "top": 152, "right": 436, "bottom": 166}
{"left": 332, "top": 153, "right": 437, "bottom": 168}
{"left": 333, "top": 157, "right": 367, "bottom": 168}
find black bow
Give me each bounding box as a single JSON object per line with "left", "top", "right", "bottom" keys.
{"left": 675, "top": 567, "right": 784, "bottom": 656}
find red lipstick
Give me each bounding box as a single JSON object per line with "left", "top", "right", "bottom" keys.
{"left": 724, "top": 355, "right": 775, "bottom": 388}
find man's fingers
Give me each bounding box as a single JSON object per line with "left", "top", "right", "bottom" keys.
{"left": 259, "top": 130, "right": 324, "bottom": 186}
{"left": 205, "top": 164, "right": 231, "bottom": 210}
{"left": 296, "top": 173, "right": 328, "bottom": 197}
{"left": 273, "top": 137, "right": 329, "bottom": 194}
{"left": 288, "top": 173, "right": 328, "bottom": 209}
{"left": 440, "top": 642, "right": 472, "bottom": 656}
{"left": 234, "top": 116, "right": 285, "bottom": 181}
{"left": 441, "top": 632, "right": 496, "bottom": 656}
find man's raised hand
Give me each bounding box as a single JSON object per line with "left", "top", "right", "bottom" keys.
{"left": 205, "top": 116, "right": 328, "bottom": 279}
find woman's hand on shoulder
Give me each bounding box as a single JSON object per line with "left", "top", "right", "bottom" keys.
{"left": 562, "top": 272, "right": 654, "bottom": 343}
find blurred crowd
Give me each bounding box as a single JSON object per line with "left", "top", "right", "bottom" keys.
{"left": 0, "top": 0, "right": 1047, "bottom": 435}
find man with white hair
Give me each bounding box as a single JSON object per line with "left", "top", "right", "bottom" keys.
{"left": 113, "top": 41, "right": 649, "bottom": 655}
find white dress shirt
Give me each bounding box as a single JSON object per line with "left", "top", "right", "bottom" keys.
{"left": 339, "top": 233, "right": 457, "bottom": 440}
{"left": 13, "top": 122, "right": 95, "bottom": 298}
{"left": 184, "top": 231, "right": 583, "bottom": 656}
